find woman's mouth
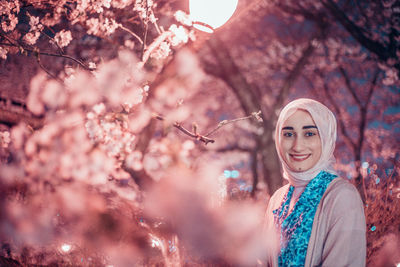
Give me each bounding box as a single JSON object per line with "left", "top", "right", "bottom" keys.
{"left": 290, "top": 154, "right": 311, "bottom": 161}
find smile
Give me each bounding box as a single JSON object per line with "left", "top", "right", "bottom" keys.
{"left": 290, "top": 154, "right": 311, "bottom": 161}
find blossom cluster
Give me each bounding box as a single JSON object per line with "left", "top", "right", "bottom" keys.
{"left": 22, "top": 13, "right": 44, "bottom": 45}
{"left": 150, "top": 24, "right": 193, "bottom": 61}
{"left": 86, "top": 17, "right": 119, "bottom": 36}
{"left": 54, "top": 29, "right": 73, "bottom": 48}
{"left": 133, "top": 0, "right": 157, "bottom": 23}
{"left": 0, "top": 0, "right": 20, "bottom": 32}
{"left": 85, "top": 103, "right": 137, "bottom": 159}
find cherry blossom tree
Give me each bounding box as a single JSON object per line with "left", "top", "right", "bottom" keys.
{"left": 0, "top": 0, "right": 271, "bottom": 265}
{"left": 0, "top": 0, "right": 399, "bottom": 266}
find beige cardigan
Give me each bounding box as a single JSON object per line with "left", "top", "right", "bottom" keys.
{"left": 264, "top": 177, "right": 366, "bottom": 267}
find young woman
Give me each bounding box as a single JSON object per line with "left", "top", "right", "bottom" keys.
{"left": 264, "top": 98, "right": 366, "bottom": 267}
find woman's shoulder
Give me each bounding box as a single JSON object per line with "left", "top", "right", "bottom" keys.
{"left": 268, "top": 183, "right": 291, "bottom": 209}
{"left": 271, "top": 183, "right": 290, "bottom": 198}
{"left": 326, "top": 177, "right": 361, "bottom": 197}
{"left": 322, "top": 177, "right": 364, "bottom": 212}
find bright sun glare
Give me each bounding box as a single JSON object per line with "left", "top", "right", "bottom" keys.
{"left": 189, "top": 0, "right": 239, "bottom": 32}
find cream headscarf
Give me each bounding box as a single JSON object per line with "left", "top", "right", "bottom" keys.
{"left": 275, "top": 98, "right": 337, "bottom": 187}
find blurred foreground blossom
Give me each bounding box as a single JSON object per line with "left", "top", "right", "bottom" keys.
{"left": 144, "top": 161, "right": 275, "bottom": 265}
{"left": 0, "top": 131, "right": 11, "bottom": 148}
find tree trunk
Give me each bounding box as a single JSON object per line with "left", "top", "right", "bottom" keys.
{"left": 204, "top": 36, "right": 283, "bottom": 195}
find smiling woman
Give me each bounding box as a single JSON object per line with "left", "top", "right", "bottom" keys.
{"left": 280, "top": 109, "right": 322, "bottom": 173}
{"left": 263, "top": 98, "right": 366, "bottom": 267}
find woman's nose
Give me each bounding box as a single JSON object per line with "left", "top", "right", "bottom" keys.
{"left": 292, "top": 136, "right": 305, "bottom": 151}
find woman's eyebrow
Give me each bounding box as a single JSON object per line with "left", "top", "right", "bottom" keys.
{"left": 303, "top": 125, "right": 317, "bottom": 129}
{"left": 282, "top": 126, "right": 293, "bottom": 130}
{"left": 281, "top": 125, "right": 317, "bottom": 130}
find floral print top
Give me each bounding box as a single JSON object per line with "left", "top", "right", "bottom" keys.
{"left": 272, "top": 171, "right": 336, "bottom": 267}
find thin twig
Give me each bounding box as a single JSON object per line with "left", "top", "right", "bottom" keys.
{"left": 155, "top": 115, "right": 215, "bottom": 145}
{"left": 339, "top": 66, "right": 362, "bottom": 107}
{"left": 0, "top": 32, "right": 92, "bottom": 71}
{"left": 33, "top": 49, "right": 92, "bottom": 70}
{"left": 41, "top": 28, "right": 65, "bottom": 54}
{"left": 140, "top": 0, "right": 150, "bottom": 61}
{"left": 149, "top": 9, "right": 162, "bottom": 35}
{"left": 35, "top": 52, "right": 61, "bottom": 81}
{"left": 152, "top": 18, "right": 162, "bottom": 35}
{"left": 205, "top": 111, "right": 262, "bottom": 137}
{"left": 317, "top": 69, "right": 356, "bottom": 150}
{"left": 141, "top": 21, "right": 148, "bottom": 61}
{"left": 154, "top": 111, "right": 262, "bottom": 145}
{"left": 138, "top": 31, "right": 172, "bottom": 68}
{"left": 0, "top": 32, "right": 93, "bottom": 71}
{"left": 118, "top": 24, "right": 143, "bottom": 45}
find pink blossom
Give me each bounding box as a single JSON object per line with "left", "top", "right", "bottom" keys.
{"left": 10, "top": 123, "right": 29, "bottom": 150}
{"left": 174, "top": 11, "right": 192, "bottom": 26}
{"left": 1, "top": 13, "right": 18, "bottom": 32}
{"left": 151, "top": 41, "right": 171, "bottom": 60}
{"left": 27, "top": 72, "right": 47, "bottom": 115}
{"left": 125, "top": 151, "right": 143, "bottom": 171}
{"left": 0, "top": 131, "right": 11, "bottom": 148}
{"left": 29, "top": 15, "right": 40, "bottom": 28}
{"left": 88, "top": 62, "right": 96, "bottom": 70}
{"left": 168, "top": 24, "right": 189, "bottom": 46}
{"left": 111, "top": 0, "right": 133, "bottom": 9}
{"left": 92, "top": 103, "right": 106, "bottom": 115}
{"left": 86, "top": 17, "right": 118, "bottom": 36}
{"left": 41, "top": 80, "right": 67, "bottom": 109}
{"left": 86, "top": 18, "right": 101, "bottom": 35}
{"left": 103, "top": 18, "right": 119, "bottom": 35}
{"left": 93, "top": 0, "right": 111, "bottom": 13}
{"left": 40, "top": 11, "right": 61, "bottom": 27}
{"left": 382, "top": 68, "right": 399, "bottom": 86}
{"left": 0, "top": 1, "right": 20, "bottom": 16}
{"left": 54, "top": 30, "right": 72, "bottom": 48}
{"left": 0, "top": 46, "right": 8, "bottom": 59}
{"left": 23, "top": 31, "right": 41, "bottom": 45}
{"left": 124, "top": 39, "right": 135, "bottom": 49}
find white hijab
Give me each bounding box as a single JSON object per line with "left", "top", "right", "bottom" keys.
{"left": 275, "top": 98, "right": 337, "bottom": 187}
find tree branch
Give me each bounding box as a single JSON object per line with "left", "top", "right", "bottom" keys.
{"left": 273, "top": 38, "right": 316, "bottom": 110}
{"left": 122, "top": 162, "right": 154, "bottom": 190}
{"left": 35, "top": 51, "right": 63, "bottom": 82}
{"left": 154, "top": 111, "right": 261, "bottom": 145}
{"left": 118, "top": 24, "right": 144, "bottom": 45}
{"left": 365, "top": 68, "right": 380, "bottom": 108}
{"left": 0, "top": 32, "right": 93, "bottom": 71}
{"left": 154, "top": 115, "right": 215, "bottom": 145}
{"left": 250, "top": 149, "right": 258, "bottom": 198}
{"left": 204, "top": 111, "right": 262, "bottom": 137}
{"left": 321, "top": 76, "right": 356, "bottom": 150}
{"left": 205, "top": 36, "right": 267, "bottom": 128}
{"left": 138, "top": 31, "right": 172, "bottom": 68}
{"left": 339, "top": 66, "right": 362, "bottom": 107}
{"left": 214, "top": 144, "right": 254, "bottom": 153}
{"left": 321, "top": 0, "right": 393, "bottom": 63}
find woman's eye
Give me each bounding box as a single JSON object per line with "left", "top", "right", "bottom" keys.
{"left": 283, "top": 132, "right": 293, "bottom": 137}
{"left": 305, "top": 132, "right": 316, "bottom": 137}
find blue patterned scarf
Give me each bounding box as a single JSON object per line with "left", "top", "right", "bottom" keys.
{"left": 273, "top": 171, "right": 336, "bottom": 267}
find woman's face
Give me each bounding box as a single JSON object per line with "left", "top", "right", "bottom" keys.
{"left": 280, "top": 109, "right": 322, "bottom": 172}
